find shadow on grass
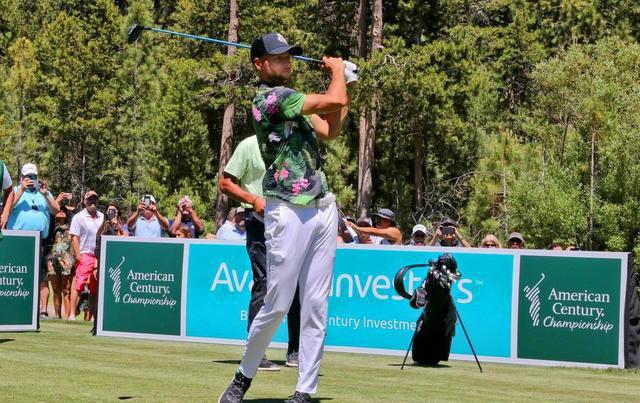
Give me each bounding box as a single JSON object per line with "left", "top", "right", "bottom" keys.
{"left": 246, "top": 398, "right": 333, "bottom": 402}
{"left": 0, "top": 339, "right": 14, "bottom": 344}
{"left": 387, "top": 362, "right": 451, "bottom": 368}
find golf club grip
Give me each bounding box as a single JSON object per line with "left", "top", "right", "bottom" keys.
{"left": 146, "top": 27, "right": 323, "bottom": 64}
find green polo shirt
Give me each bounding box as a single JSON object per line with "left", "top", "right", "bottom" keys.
{"left": 224, "top": 135, "right": 265, "bottom": 209}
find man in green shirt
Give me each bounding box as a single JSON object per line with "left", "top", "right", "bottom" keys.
{"left": 220, "top": 135, "right": 301, "bottom": 371}
{"left": 219, "top": 33, "right": 354, "bottom": 403}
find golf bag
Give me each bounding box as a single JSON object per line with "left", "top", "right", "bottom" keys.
{"left": 394, "top": 253, "right": 461, "bottom": 365}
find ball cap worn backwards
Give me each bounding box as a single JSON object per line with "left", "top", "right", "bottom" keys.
{"left": 250, "top": 32, "right": 302, "bottom": 62}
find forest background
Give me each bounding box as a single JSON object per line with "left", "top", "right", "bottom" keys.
{"left": 2, "top": 0, "right": 640, "bottom": 253}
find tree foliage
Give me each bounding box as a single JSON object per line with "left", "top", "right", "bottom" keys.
{"left": 1, "top": 0, "right": 640, "bottom": 249}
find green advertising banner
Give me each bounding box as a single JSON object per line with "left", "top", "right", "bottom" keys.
{"left": 517, "top": 255, "right": 623, "bottom": 366}
{"left": 98, "top": 238, "right": 184, "bottom": 336}
{"left": 0, "top": 230, "right": 39, "bottom": 331}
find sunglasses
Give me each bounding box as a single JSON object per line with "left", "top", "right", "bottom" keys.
{"left": 483, "top": 243, "right": 497, "bottom": 247}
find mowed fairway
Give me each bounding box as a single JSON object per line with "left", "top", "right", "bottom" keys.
{"left": 1, "top": 321, "right": 639, "bottom": 402}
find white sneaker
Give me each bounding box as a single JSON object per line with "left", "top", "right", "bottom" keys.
{"left": 68, "top": 315, "right": 76, "bottom": 321}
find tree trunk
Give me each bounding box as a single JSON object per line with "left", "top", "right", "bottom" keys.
{"left": 414, "top": 130, "right": 424, "bottom": 210}
{"left": 215, "top": 0, "right": 239, "bottom": 229}
{"left": 357, "top": 0, "right": 382, "bottom": 219}
{"left": 17, "top": 86, "right": 25, "bottom": 170}
{"left": 588, "top": 128, "right": 596, "bottom": 250}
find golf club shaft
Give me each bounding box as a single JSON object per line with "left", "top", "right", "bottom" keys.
{"left": 145, "top": 26, "right": 322, "bottom": 64}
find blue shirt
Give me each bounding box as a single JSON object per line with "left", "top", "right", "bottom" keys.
{"left": 133, "top": 215, "right": 162, "bottom": 238}
{"left": 216, "top": 221, "right": 246, "bottom": 240}
{"left": 8, "top": 187, "right": 53, "bottom": 238}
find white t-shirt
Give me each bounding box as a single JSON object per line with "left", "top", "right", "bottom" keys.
{"left": 69, "top": 208, "right": 104, "bottom": 255}
{"left": 2, "top": 163, "right": 11, "bottom": 190}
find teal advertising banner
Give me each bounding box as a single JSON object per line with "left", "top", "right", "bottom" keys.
{"left": 0, "top": 230, "right": 39, "bottom": 331}
{"left": 98, "top": 238, "right": 628, "bottom": 368}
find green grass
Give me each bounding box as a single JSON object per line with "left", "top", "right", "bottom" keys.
{"left": 1, "top": 321, "right": 639, "bottom": 402}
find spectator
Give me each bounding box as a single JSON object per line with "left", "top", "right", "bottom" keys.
{"left": 46, "top": 205, "right": 75, "bottom": 319}
{"left": 428, "top": 218, "right": 471, "bottom": 247}
{"left": 175, "top": 225, "right": 193, "bottom": 238}
{"left": 169, "top": 196, "right": 204, "bottom": 238}
{"left": 507, "top": 232, "right": 525, "bottom": 249}
{"left": 347, "top": 208, "right": 402, "bottom": 245}
{"left": 548, "top": 242, "right": 564, "bottom": 251}
{"left": 127, "top": 194, "right": 169, "bottom": 237}
{"left": 94, "top": 202, "right": 128, "bottom": 258}
{"left": 68, "top": 190, "right": 104, "bottom": 321}
{"left": 216, "top": 207, "right": 247, "bottom": 240}
{"left": 1, "top": 159, "right": 14, "bottom": 229}
{"left": 89, "top": 202, "right": 127, "bottom": 330}
{"left": 8, "top": 163, "right": 60, "bottom": 318}
{"left": 410, "top": 224, "right": 428, "bottom": 246}
{"left": 480, "top": 234, "right": 502, "bottom": 248}
{"left": 354, "top": 217, "right": 374, "bottom": 244}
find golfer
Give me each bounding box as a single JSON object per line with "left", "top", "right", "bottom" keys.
{"left": 219, "top": 32, "right": 354, "bottom": 403}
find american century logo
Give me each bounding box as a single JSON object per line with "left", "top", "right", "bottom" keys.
{"left": 518, "top": 255, "right": 621, "bottom": 365}
{"left": 102, "top": 241, "right": 183, "bottom": 335}
{"left": 523, "top": 272, "right": 614, "bottom": 333}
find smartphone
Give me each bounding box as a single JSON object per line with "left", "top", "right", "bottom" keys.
{"left": 107, "top": 209, "right": 117, "bottom": 220}
{"left": 143, "top": 195, "right": 151, "bottom": 208}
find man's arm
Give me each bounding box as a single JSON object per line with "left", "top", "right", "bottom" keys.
{"left": 169, "top": 211, "right": 182, "bottom": 236}
{"left": 347, "top": 223, "right": 403, "bottom": 245}
{"left": 1, "top": 187, "right": 14, "bottom": 229}
{"left": 71, "top": 235, "right": 81, "bottom": 262}
{"left": 190, "top": 208, "right": 205, "bottom": 235}
{"left": 455, "top": 228, "right": 471, "bottom": 248}
{"left": 300, "top": 57, "right": 347, "bottom": 116}
{"left": 153, "top": 207, "right": 170, "bottom": 231}
{"left": 127, "top": 203, "right": 144, "bottom": 230}
{"left": 219, "top": 173, "right": 265, "bottom": 216}
{"left": 40, "top": 180, "right": 59, "bottom": 214}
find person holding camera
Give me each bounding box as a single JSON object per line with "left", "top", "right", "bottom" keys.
{"left": 8, "top": 163, "right": 60, "bottom": 318}
{"left": 127, "top": 194, "right": 169, "bottom": 238}
{"left": 0, "top": 160, "right": 14, "bottom": 229}
{"left": 428, "top": 217, "right": 471, "bottom": 247}
{"left": 169, "top": 196, "right": 204, "bottom": 238}
{"left": 46, "top": 203, "right": 75, "bottom": 319}
{"left": 68, "top": 190, "right": 103, "bottom": 321}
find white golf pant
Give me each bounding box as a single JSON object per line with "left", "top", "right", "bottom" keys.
{"left": 239, "top": 194, "right": 338, "bottom": 394}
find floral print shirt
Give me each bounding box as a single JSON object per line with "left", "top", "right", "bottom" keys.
{"left": 252, "top": 83, "right": 329, "bottom": 205}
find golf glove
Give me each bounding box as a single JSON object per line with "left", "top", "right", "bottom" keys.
{"left": 344, "top": 60, "right": 359, "bottom": 84}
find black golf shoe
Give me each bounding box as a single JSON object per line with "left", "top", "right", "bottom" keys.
{"left": 218, "top": 370, "right": 252, "bottom": 403}
{"left": 284, "top": 391, "right": 311, "bottom": 403}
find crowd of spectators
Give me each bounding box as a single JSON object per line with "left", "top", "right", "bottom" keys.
{"left": 0, "top": 159, "right": 580, "bottom": 321}
{"left": 0, "top": 160, "right": 233, "bottom": 321}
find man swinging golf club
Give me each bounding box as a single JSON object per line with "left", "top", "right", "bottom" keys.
{"left": 218, "top": 32, "right": 356, "bottom": 403}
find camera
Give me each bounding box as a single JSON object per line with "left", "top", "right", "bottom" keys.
{"left": 441, "top": 226, "right": 455, "bottom": 235}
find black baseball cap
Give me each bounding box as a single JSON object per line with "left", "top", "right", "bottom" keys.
{"left": 250, "top": 33, "right": 302, "bottom": 62}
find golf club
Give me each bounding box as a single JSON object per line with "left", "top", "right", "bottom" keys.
{"left": 127, "top": 24, "right": 323, "bottom": 64}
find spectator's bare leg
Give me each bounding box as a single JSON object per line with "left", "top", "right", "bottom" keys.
{"left": 50, "top": 274, "right": 62, "bottom": 318}
{"left": 39, "top": 281, "right": 49, "bottom": 315}
{"left": 62, "top": 275, "right": 71, "bottom": 318}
